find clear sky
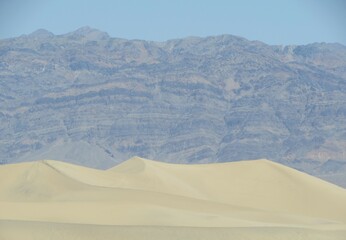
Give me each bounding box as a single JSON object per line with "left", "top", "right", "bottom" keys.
{"left": 1, "top": 0, "right": 345, "bottom": 45}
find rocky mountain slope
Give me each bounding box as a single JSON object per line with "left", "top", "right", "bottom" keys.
{"left": 1, "top": 27, "right": 346, "bottom": 186}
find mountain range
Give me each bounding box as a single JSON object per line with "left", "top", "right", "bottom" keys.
{"left": 1, "top": 26, "right": 346, "bottom": 187}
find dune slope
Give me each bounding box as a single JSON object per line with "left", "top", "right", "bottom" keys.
{"left": 0, "top": 157, "right": 346, "bottom": 240}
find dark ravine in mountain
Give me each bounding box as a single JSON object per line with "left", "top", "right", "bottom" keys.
{"left": 1, "top": 27, "right": 346, "bottom": 187}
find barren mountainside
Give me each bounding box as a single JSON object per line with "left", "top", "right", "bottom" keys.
{"left": 1, "top": 26, "right": 346, "bottom": 186}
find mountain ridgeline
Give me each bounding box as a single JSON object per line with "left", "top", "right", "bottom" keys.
{"left": 1, "top": 27, "right": 346, "bottom": 186}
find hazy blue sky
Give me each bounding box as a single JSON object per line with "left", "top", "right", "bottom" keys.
{"left": 1, "top": 0, "right": 345, "bottom": 45}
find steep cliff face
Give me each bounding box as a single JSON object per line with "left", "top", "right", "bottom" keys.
{"left": 1, "top": 27, "right": 346, "bottom": 186}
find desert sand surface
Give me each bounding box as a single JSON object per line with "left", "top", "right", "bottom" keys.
{"left": 0, "top": 157, "right": 346, "bottom": 240}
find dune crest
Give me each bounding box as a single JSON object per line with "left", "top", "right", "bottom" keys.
{"left": 1, "top": 158, "right": 346, "bottom": 240}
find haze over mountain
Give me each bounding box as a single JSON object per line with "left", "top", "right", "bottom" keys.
{"left": 1, "top": 158, "right": 346, "bottom": 239}
{"left": 1, "top": 27, "right": 346, "bottom": 186}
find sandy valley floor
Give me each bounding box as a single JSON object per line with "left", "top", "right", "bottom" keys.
{"left": 0, "top": 157, "right": 346, "bottom": 240}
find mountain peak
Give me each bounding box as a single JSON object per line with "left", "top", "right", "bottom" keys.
{"left": 66, "top": 26, "right": 109, "bottom": 40}
{"left": 28, "top": 29, "right": 54, "bottom": 38}
{"left": 73, "top": 26, "right": 98, "bottom": 34}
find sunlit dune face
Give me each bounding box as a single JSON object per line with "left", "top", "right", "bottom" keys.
{"left": 0, "top": 158, "right": 346, "bottom": 240}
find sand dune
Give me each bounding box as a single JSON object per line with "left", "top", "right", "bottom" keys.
{"left": 0, "top": 157, "right": 346, "bottom": 240}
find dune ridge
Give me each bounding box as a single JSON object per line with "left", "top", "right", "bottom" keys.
{"left": 1, "top": 157, "right": 346, "bottom": 240}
